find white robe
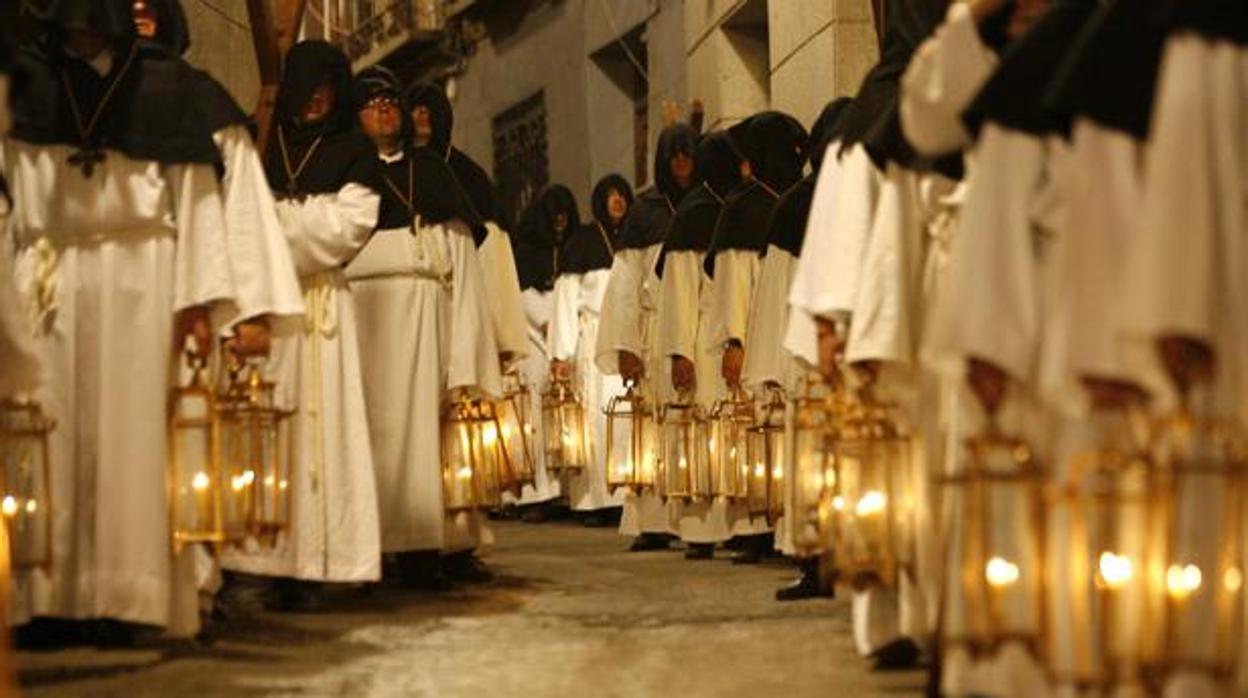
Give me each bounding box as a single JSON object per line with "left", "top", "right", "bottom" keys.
{"left": 1121, "top": 33, "right": 1248, "bottom": 698}
{"left": 347, "top": 212, "right": 501, "bottom": 554}
{"left": 549, "top": 269, "right": 626, "bottom": 512}
{"left": 596, "top": 245, "right": 672, "bottom": 536}
{"left": 477, "top": 223, "right": 530, "bottom": 362}
{"left": 221, "top": 182, "right": 382, "bottom": 584}
{"left": 1, "top": 139, "right": 235, "bottom": 630}
{"left": 511, "top": 288, "right": 561, "bottom": 505}
{"left": 656, "top": 250, "right": 731, "bottom": 543}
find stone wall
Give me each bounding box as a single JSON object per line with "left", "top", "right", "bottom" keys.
{"left": 181, "top": 0, "right": 262, "bottom": 115}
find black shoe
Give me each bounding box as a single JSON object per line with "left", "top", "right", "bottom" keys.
{"left": 397, "top": 551, "right": 454, "bottom": 591}
{"left": 267, "top": 579, "right": 328, "bottom": 613}
{"left": 90, "top": 619, "right": 141, "bottom": 648}
{"left": 444, "top": 551, "right": 493, "bottom": 584}
{"left": 871, "top": 638, "right": 921, "bottom": 671}
{"left": 775, "top": 557, "right": 833, "bottom": 601}
{"left": 629, "top": 533, "right": 672, "bottom": 552}
{"left": 14, "top": 618, "right": 90, "bottom": 650}
{"left": 684, "top": 543, "right": 715, "bottom": 560}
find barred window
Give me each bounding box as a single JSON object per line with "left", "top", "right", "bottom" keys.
{"left": 492, "top": 91, "right": 549, "bottom": 228}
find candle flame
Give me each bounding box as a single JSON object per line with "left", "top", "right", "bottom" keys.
{"left": 456, "top": 466, "right": 474, "bottom": 480}
{"left": 985, "top": 557, "right": 1020, "bottom": 588}
{"left": 482, "top": 424, "right": 499, "bottom": 447}
{"left": 192, "top": 472, "right": 211, "bottom": 491}
{"left": 823, "top": 468, "right": 836, "bottom": 488}
{"left": 1166, "top": 564, "right": 1202, "bottom": 598}
{"left": 24, "top": 499, "right": 37, "bottom": 514}
{"left": 678, "top": 456, "right": 688, "bottom": 470}
{"left": 1, "top": 496, "right": 16, "bottom": 517}
{"left": 524, "top": 423, "right": 535, "bottom": 436}
{"left": 832, "top": 496, "right": 845, "bottom": 511}
{"left": 855, "top": 490, "right": 887, "bottom": 517}
{"left": 772, "top": 466, "right": 783, "bottom": 480}
{"left": 1225, "top": 568, "right": 1243, "bottom": 593}
{"left": 753, "top": 463, "right": 766, "bottom": 478}
{"left": 1098, "top": 552, "right": 1133, "bottom": 589}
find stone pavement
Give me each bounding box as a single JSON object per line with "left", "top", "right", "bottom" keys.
{"left": 18, "top": 522, "right": 926, "bottom": 697}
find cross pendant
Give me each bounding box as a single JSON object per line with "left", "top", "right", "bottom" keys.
{"left": 68, "top": 148, "right": 106, "bottom": 178}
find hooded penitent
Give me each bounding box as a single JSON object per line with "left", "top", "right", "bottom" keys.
{"left": 513, "top": 184, "right": 580, "bottom": 292}
{"left": 654, "top": 130, "right": 744, "bottom": 278}
{"left": 265, "top": 40, "right": 375, "bottom": 197}
{"left": 616, "top": 123, "right": 699, "bottom": 252}
{"left": 768, "top": 97, "right": 854, "bottom": 259}
{"left": 134, "top": 0, "right": 190, "bottom": 56}
{"left": 704, "top": 111, "right": 808, "bottom": 276}
{"left": 354, "top": 67, "right": 485, "bottom": 239}
{"left": 11, "top": 0, "right": 221, "bottom": 168}
{"left": 405, "top": 81, "right": 509, "bottom": 231}
{"left": 590, "top": 173, "right": 634, "bottom": 244}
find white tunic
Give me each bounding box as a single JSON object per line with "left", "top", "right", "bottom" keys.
{"left": 1, "top": 139, "right": 235, "bottom": 629}
{"left": 550, "top": 268, "right": 627, "bottom": 512}
{"left": 596, "top": 245, "right": 672, "bottom": 536}
{"left": 656, "top": 250, "right": 731, "bottom": 543}
{"left": 221, "top": 182, "right": 382, "bottom": 583}
{"left": 511, "top": 288, "right": 561, "bottom": 505}
{"left": 348, "top": 211, "right": 501, "bottom": 553}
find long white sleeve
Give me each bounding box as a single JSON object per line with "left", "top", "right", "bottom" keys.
{"left": 548, "top": 273, "right": 582, "bottom": 362}
{"left": 446, "top": 222, "right": 504, "bottom": 396}
{"left": 593, "top": 251, "right": 642, "bottom": 375}
{"left": 275, "top": 183, "right": 379, "bottom": 276}
{"left": 708, "top": 249, "right": 760, "bottom": 348}
{"left": 213, "top": 125, "right": 304, "bottom": 329}
{"left": 165, "top": 161, "right": 236, "bottom": 314}
{"left": 478, "top": 223, "right": 529, "bottom": 359}
{"left": 788, "top": 145, "right": 880, "bottom": 321}
{"left": 743, "top": 247, "right": 798, "bottom": 390}
{"left": 656, "top": 251, "right": 704, "bottom": 363}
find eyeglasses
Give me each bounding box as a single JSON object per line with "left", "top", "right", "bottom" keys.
{"left": 363, "top": 96, "right": 399, "bottom": 112}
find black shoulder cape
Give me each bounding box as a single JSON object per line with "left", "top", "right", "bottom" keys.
{"left": 767, "top": 177, "right": 816, "bottom": 259}
{"left": 617, "top": 187, "right": 675, "bottom": 251}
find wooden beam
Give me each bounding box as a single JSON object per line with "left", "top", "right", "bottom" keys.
{"left": 249, "top": 0, "right": 308, "bottom": 157}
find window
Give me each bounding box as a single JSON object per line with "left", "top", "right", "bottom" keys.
{"left": 492, "top": 91, "right": 550, "bottom": 227}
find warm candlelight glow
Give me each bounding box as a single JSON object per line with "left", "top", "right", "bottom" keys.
{"left": 1226, "top": 568, "right": 1244, "bottom": 593}
{"left": 1098, "top": 552, "right": 1133, "bottom": 589}
{"left": 771, "top": 466, "right": 783, "bottom": 480}
{"left": 279, "top": 479, "right": 289, "bottom": 490}
{"left": 456, "top": 466, "right": 474, "bottom": 481}
{"left": 24, "top": 499, "right": 37, "bottom": 514}
{"left": 855, "top": 490, "right": 886, "bottom": 517}
{"left": 500, "top": 423, "right": 513, "bottom": 440}
{"left": 192, "top": 471, "right": 211, "bottom": 491}
{"left": 1, "top": 496, "right": 16, "bottom": 517}
{"left": 562, "top": 425, "right": 574, "bottom": 447}
{"left": 823, "top": 467, "right": 836, "bottom": 488}
{"left": 1166, "top": 564, "right": 1203, "bottom": 598}
{"left": 618, "top": 461, "right": 634, "bottom": 476}
{"left": 482, "top": 423, "right": 499, "bottom": 447}
{"left": 753, "top": 463, "right": 766, "bottom": 478}
{"left": 678, "top": 457, "right": 688, "bottom": 470}
{"left": 708, "top": 438, "right": 716, "bottom": 455}
{"left": 985, "top": 557, "right": 1020, "bottom": 588}
{"left": 523, "top": 423, "right": 535, "bottom": 436}
{"left": 832, "top": 495, "right": 845, "bottom": 511}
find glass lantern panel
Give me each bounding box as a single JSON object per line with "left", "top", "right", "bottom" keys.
{"left": 442, "top": 415, "right": 478, "bottom": 512}
{"left": 976, "top": 444, "right": 1044, "bottom": 643}
{"left": 219, "top": 411, "right": 251, "bottom": 540}
{"left": 792, "top": 426, "right": 835, "bottom": 556}
{"left": 498, "top": 397, "right": 535, "bottom": 486}
{"left": 0, "top": 411, "right": 52, "bottom": 569}
{"left": 558, "top": 402, "right": 587, "bottom": 469}
{"left": 172, "top": 392, "right": 219, "bottom": 541}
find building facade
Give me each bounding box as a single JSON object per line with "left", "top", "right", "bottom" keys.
{"left": 188, "top": 0, "right": 880, "bottom": 223}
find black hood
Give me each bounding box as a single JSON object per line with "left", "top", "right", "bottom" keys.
{"left": 616, "top": 187, "right": 675, "bottom": 251}
{"left": 963, "top": 0, "right": 1097, "bottom": 138}
{"left": 654, "top": 130, "right": 742, "bottom": 278}
{"left": 808, "top": 97, "right": 854, "bottom": 174}
{"left": 654, "top": 123, "right": 699, "bottom": 205}
{"left": 135, "top": 0, "right": 191, "bottom": 55}
{"left": 45, "top": 0, "right": 136, "bottom": 42}
{"left": 729, "top": 111, "right": 809, "bottom": 195}
{"left": 406, "top": 81, "right": 454, "bottom": 157}
{"left": 1044, "top": 0, "right": 1168, "bottom": 141}
{"left": 591, "top": 173, "right": 633, "bottom": 237}
{"left": 513, "top": 200, "right": 556, "bottom": 292}
{"left": 1163, "top": 0, "right": 1248, "bottom": 45}
{"left": 535, "top": 184, "right": 581, "bottom": 249}
{"left": 353, "top": 63, "right": 412, "bottom": 142}
{"left": 275, "top": 40, "right": 356, "bottom": 135}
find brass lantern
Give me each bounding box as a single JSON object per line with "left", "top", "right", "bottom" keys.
{"left": 745, "top": 387, "right": 786, "bottom": 524}
{"left": 1148, "top": 410, "right": 1245, "bottom": 686}
{"left": 657, "top": 398, "right": 711, "bottom": 502}
{"left": 441, "top": 395, "right": 515, "bottom": 512}
{"left": 604, "top": 381, "right": 659, "bottom": 494}
{"left": 941, "top": 425, "right": 1047, "bottom": 656}
{"left": 542, "top": 378, "right": 587, "bottom": 472}
{"left": 826, "top": 398, "right": 916, "bottom": 590}
{"left": 497, "top": 371, "right": 537, "bottom": 489}
{"left": 168, "top": 353, "right": 226, "bottom": 551}
{"left": 790, "top": 376, "right": 841, "bottom": 557}
{"left": 1054, "top": 404, "right": 1163, "bottom": 689}
{"left": 708, "top": 389, "right": 755, "bottom": 500}
{"left": 0, "top": 399, "right": 55, "bottom": 569}
{"left": 216, "top": 361, "right": 295, "bottom": 545}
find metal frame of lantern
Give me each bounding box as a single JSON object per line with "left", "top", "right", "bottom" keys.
{"left": 604, "top": 380, "right": 659, "bottom": 495}
{"left": 744, "top": 387, "right": 786, "bottom": 524}
{"left": 708, "top": 389, "right": 755, "bottom": 500}
{"left": 0, "top": 398, "right": 55, "bottom": 570}
{"left": 1147, "top": 411, "right": 1246, "bottom": 686}
{"left": 825, "top": 398, "right": 915, "bottom": 590}
{"left": 497, "top": 371, "right": 537, "bottom": 489}
{"left": 789, "top": 377, "right": 842, "bottom": 558}
{"left": 216, "top": 361, "right": 295, "bottom": 546}
{"left": 542, "top": 377, "right": 587, "bottom": 473}
{"left": 167, "top": 353, "right": 227, "bottom": 552}
{"left": 441, "top": 396, "right": 518, "bottom": 512}
{"left": 938, "top": 427, "right": 1048, "bottom": 658}
{"left": 657, "top": 397, "right": 711, "bottom": 502}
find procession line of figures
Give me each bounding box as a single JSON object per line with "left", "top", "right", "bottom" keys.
{"left": 0, "top": 0, "right": 1247, "bottom": 696}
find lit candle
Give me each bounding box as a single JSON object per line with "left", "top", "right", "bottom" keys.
{"left": 855, "top": 490, "right": 887, "bottom": 517}
{"left": 192, "top": 471, "right": 212, "bottom": 531}
{"left": 483, "top": 423, "right": 499, "bottom": 447}
{"left": 1166, "top": 564, "right": 1202, "bottom": 599}
{"left": 985, "top": 556, "right": 1021, "bottom": 588}
{"left": 1225, "top": 567, "right": 1243, "bottom": 593}
{"left": 1098, "top": 552, "right": 1133, "bottom": 589}
{"left": 1, "top": 496, "right": 17, "bottom": 518}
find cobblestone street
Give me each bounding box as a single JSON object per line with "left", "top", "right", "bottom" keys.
{"left": 18, "top": 522, "right": 925, "bottom": 697}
